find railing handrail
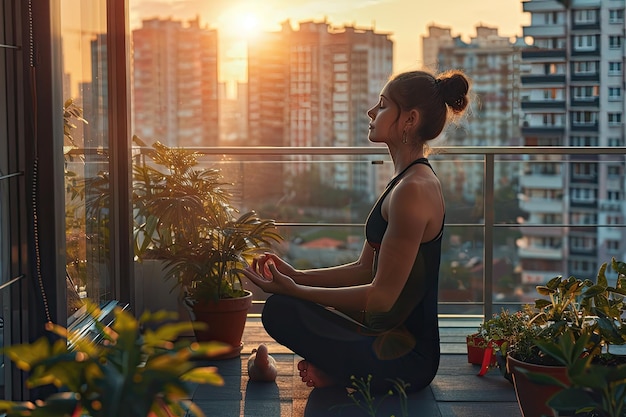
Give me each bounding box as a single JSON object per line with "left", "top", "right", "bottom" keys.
{"left": 155, "top": 145, "right": 626, "bottom": 156}
{"left": 66, "top": 145, "right": 626, "bottom": 157}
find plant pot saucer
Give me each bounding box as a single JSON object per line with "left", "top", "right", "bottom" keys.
{"left": 214, "top": 343, "right": 244, "bottom": 360}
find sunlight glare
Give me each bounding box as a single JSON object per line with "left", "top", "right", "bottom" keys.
{"left": 240, "top": 12, "right": 259, "bottom": 36}
{"left": 219, "top": 6, "right": 262, "bottom": 39}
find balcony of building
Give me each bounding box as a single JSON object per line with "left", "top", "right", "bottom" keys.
{"left": 520, "top": 100, "right": 566, "bottom": 110}
{"left": 571, "top": 47, "right": 601, "bottom": 58}
{"left": 570, "top": 73, "right": 600, "bottom": 82}
{"left": 520, "top": 74, "right": 566, "bottom": 85}
{"left": 570, "top": 97, "right": 600, "bottom": 108}
{"left": 522, "top": 25, "right": 565, "bottom": 38}
{"left": 4, "top": 141, "right": 626, "bottom": 416}
{"left": 571, "top": 22, "right": 601, "bottom": 31}
{"left": 179, "top": 145, "right": 623, "bottom": 417}
{"left": 521, "top": 48, "right": 566, "bottom": 61}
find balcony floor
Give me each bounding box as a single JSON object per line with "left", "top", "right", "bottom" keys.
{"left": 189, "top": 317, "right": 522, "bottom": 417}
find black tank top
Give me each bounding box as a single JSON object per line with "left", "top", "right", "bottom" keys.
{"left": 361, "top": 158, "right": 443, "bottom": 343}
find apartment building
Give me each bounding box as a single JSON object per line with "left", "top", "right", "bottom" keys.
{"left": 247, "top": 20, "right": 393, "bottom": 202}
{"left": 132, "top": 17, "right": 219, "bottom": 147}
{"left": 424, "top": 24, "right": 528, "bottom": 203}
{"left": 520, "top": 0, "right": 626, "bottom": 282}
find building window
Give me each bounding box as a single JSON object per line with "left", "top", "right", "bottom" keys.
{"left": 543, "top": 88, "right": 559, "bottom": 100}
{"left": 570, "top": 212, "right": 597, "bottom": 225}
{"left": 573, "top": 162, "right": 597, "bottom": 178}
{"left": 571, "top": 187, "right": 597, "bottom": 202}
{"left": 608, "top": 113, "right": 622, "bottom": 125}
{"left": 543, "top": 113, "right": 562, "bottom": 126}
{"left": 607, "top": 165, "right": 622, "bottom": 177}
{"left": 532, "top": 237, "right": 561, "bottom": 249}
{"left": 571, "top": 260, "right": 594, "bottom": 274}
{"left": 608, "top": 137, "right": 623, "bottom": 146}
{"left": 570, "top": 236, "right": 596, "bottom": 251}
{"left": 608, "top": 190, "right": 622, "bottom": 201}
{"left": 543, "top": 11, "right": 560, "bottom": 24}
{"left": 574, "top": 9, "right": 597, "bottom": 23}
{"left": 608, "top": 61, "right": 622, "bottom": 75}
{"left": 574, "top": 35, "right": 596, "bottom": 50}
{"left": 544, "top": 63, "right": 565, "bottom": 74}
{"left": 607, "top": 240, "right": 620, "bottom": 252}
{"left": 529, "top": 161, "right": 560, "bottom": 175}
{"left": 573, "top": 61, "right": 597, "bottom": 74}
{"left": 572, "top": 85, "right": 598, "bottom": 99}
{"left": 570, "top": 136, "right": 598, "bottom": 146}
{"left": 542, "top": 213, "right": 562, "bottom": 223}
{"left": 609, "top": 87, "right": 622, "bottom": 100}
{"left": 609, "top": 36, "right": 622, "bottom": 49}
{"left": 609, "top": 9, "right": 624, "bottom": 24}
{"left": 572, "top": 111, "right": 597, "bottom": 125}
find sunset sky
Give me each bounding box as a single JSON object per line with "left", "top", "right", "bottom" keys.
{"left": 130, "top": 0, "right": 531, "bottom": 83}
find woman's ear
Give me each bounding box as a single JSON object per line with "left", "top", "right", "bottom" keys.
{"left": 405, "top": 109, "right": 420, "bottom": 128}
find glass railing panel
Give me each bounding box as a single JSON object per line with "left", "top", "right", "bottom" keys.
{"left": 122, "top": 146, "right": 626, "bottom": 321}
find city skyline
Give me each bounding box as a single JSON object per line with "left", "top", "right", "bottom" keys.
{"left": 130, "top": 0, "right": 531, "bottom": 82}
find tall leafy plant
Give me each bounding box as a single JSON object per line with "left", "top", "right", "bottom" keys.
{"left": 131, "top": 139, "right": 282, "bottom": 301}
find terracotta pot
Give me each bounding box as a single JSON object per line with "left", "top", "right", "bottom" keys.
{"left": 507, "top": 354, "right": 569, "bottom": 417}
{"left": 191, "top": 290, "right": 253, "bottom": 359}
{"left": 466, "top": 335, "right": 487, "bottom": 364}
{"left": 466, "top": 335, "right": 505, "bottom": 366}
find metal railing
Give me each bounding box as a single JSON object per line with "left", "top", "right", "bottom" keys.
{"left": 187, "top": 146, "right": 626, "bottom": 319}
{"left": 71, "top": 145, "right": 626, "bottom": 320}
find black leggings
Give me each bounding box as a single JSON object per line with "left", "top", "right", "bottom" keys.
{"left": 262, "top": 294, "right": 440, "bottom": 393}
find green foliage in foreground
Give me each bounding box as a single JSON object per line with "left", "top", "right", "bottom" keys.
{"left": 0, "top": 303, "right": 229, "bottom": 417}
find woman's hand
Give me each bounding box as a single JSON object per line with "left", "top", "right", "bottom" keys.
{"left": 257, "top": 253, "right": 298, "bottom": 278}
{"left": 240, "top": 256, "right": 298, "bottom": 295}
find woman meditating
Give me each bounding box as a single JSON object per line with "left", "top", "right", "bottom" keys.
{"left": 241, "top": 69, "right": 470, "bottom": 393}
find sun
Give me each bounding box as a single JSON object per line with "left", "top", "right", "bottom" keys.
{"left": 219, "top": 7, "right": 262, "bottom": 39}
{"left": 239, "top": 12, "right": 260, "bottom": 36}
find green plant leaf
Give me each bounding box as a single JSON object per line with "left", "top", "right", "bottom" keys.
{"left": 546, "top": 388, "right": 597, "bottom": 414}
{"left": 181, "top": 366, "right": 225, "bottom": 385}
{"left": 536, "top": 286, "right": 554, "bottom": 296}
{"left": 517, "top": 367, "right": 568, "bottom": 388}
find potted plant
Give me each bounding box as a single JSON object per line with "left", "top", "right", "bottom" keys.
{"left": 467, "top": 307, "right": 529, "bottom": 376}
{"left": 505, "top": 258, "right": 626, "bottom": 417}
{"left": 0, "top": 302, "right": 228, "bottom": 417}
{"left": 530, "top": 331, "right": 626, "bottom": 417}
{"left": 130, "top": 140, "right": 283, "bottom": 358}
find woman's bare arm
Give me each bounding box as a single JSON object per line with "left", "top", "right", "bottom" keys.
{"left": 244, "top": 174, "right": 442, "bottom": 313}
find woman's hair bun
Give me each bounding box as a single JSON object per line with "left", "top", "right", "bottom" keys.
{"left": 436, "top": 72, "right": 470, "bottom": 114}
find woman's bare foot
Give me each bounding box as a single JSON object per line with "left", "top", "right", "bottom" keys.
{"left": 297, "top": 360, "right": 336, "bottom": 388}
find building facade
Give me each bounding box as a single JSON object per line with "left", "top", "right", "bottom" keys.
{"left": 520, "top": 0, "right": 626, "bottom": 282}
{"left": 424, "top": 24, "right": 528, "bottom": 202}
{"left": 247, "top": 20, "right": 393, "bottom": 202}
{"left": 132, "top": 17, "right": 219, "bottom": 147}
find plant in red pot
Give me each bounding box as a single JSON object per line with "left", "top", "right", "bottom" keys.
{"left": 132, "top": 141, "right": 283, "bottom": 359}
{"left": 467, "top": 307, "right": 529, "bottom": 376}
{"left": 505, "top": 258, "right": 626, "bottom": 417}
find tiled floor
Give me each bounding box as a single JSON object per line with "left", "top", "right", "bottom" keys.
{"left": 189, "top": 318, "right": 522, "bottom": 417}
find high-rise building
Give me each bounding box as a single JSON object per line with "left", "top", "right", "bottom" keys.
{"left": 247, "top": 20, "right": 393, "bottom": 202}
{"left": 424, "top": 24, "right": 528, "bottom": 202}
{"left": 132, "top": 17, "right": 218, "bottom": 147}
{"left": 520, "top": 0, "right": 626, "bottom": 282}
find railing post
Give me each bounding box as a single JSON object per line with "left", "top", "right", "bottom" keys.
{"left": 483, "top": 154, "right": 495, "bottom": 320}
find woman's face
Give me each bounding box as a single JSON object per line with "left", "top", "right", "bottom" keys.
{"left": 367, "top": 85, "right": 400, "bottom": 144}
